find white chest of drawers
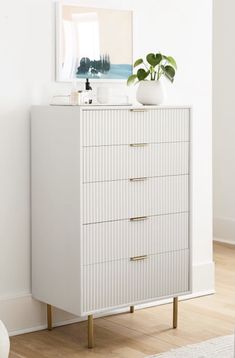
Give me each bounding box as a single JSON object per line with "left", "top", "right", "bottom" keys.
{"left": 31, "top": 105, "right": 192, "bottom": 348}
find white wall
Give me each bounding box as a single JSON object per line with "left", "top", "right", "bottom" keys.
{"left": 0, "top": 0, "right": 214, "bottom": 334}
{"left": 213, "top": 0, "right": 235, "bottom": 244}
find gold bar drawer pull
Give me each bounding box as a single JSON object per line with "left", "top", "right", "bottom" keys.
{"left": 130, "top": 255, "right": 148, "bottom": 262}
{"left": 130, "top": 108, "right": 148, "bottom": 112}
{"left": 130, "top": 216, "right": 148, "bottom": 222}
{"left": 129, "top": 177, "right": 147, "bottom": 182}
{"left": 129, "top": 143, "right": 148, "bottom": 147}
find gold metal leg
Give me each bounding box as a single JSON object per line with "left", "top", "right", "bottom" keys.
{"left": 173, "top": 297, "right": 178, "bottom": 329}
{"left": 130, "top": 305, "right": 134, "bottom": 313}
{"left": 88, "top": 315, "right": 94, "bottom": 349}
{"left": 47, "top": 304, "right": 53, "bottom": 331}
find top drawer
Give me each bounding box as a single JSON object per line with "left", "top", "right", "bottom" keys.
{"left": 82, "top": 108, "right": 190, "bottom": 146}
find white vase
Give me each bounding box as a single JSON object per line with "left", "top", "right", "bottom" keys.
{"left": 136, "top": 80, "right": 166, "bottom": 105}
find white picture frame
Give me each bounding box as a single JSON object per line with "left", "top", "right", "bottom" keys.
{"left": 55, "top": 2, "right": 133, "bottom": 82}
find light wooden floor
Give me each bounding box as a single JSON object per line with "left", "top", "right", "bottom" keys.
{"left": 10, "top": 242, "right": 235, "bottom": 358}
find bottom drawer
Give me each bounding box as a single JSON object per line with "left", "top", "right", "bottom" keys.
{"left": 82, "top": 250, "right": 190, "bottom": 313}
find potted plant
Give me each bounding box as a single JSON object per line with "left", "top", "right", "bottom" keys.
{"left": 127, "top": 53, "right": 177, "bottom": 105}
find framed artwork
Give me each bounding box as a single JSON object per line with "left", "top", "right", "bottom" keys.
{"left": 56, "top": 2, "right": 133, "bottom": 81}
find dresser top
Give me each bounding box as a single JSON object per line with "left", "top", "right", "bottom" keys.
{"left": 33, "top": 105, "right": 191, "bottom": 110}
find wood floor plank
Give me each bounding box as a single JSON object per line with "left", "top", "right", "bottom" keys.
{"left": 10, "top": 242, "right": 235, "bottom": 357}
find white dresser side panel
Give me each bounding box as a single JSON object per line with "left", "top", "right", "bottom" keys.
{"left": 31, "top": 106, "right": 82, "bottom": 316}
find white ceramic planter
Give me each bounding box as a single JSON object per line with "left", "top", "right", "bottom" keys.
{"left": 136, "top": 80, "right": 166, "bottom": 105}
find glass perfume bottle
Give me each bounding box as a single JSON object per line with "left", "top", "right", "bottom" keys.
{"left": 85, "top": 78, "right": 93, "bottom": 104}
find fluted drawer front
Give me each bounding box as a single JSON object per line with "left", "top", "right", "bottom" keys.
{"left": 82, "top": 249, "right": 189, "bottom": 313}
{"left": 82, "top": 108, "right": 190, "bottom": 146}
{"left": 83, "top": 212, "right": 189, "bottom": 265}
{"left": 83, "top": 175, "right": 189, "bottom": 224}
{"left": 83, "top": 142, "right": 189, "bottom": 183}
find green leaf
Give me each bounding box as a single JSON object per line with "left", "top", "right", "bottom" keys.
{"left": 127, "top": 74, "right": 138, "bottom": 86}
{"left": 155, "top": 53, "right": 163, "bottom": 64}
{"left": 134, "top": 58, "right": 143, "bottom": 67}
{"left": 166, "top": 56, "right": 177, "bottom": 69}
{"left": 165, "top": 65, "right": 175, "bottom": 78}
{"left": 137, "top": 68, "right": 150, "bottom": 81}
{"left": 161, "top": 65, "right": 175, "bottom": 82}
{"left": 146, "top": 53, "right": 162, "bottom": 67}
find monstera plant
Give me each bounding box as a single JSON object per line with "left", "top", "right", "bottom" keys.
{"left": 127, "top": 52, "right": 177, "bottom": 105}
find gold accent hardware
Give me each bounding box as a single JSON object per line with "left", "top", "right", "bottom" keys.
{"left": 173, "top": 297, "right": 178, "bottom": 329}
{"left": 129, "top": 177, "right": 147, "bottom": 182}
{"left": 130, "top": 306, "right": 134, "bottom": 313}
{"left": 130, "top": 216, "right": 148, "bottom": 222}
{"left": 129, "top": 143, "right": 148, "bottom": 147}
{"left": 47, "top": 304, "right": 53, "bottom": 331}
{"left": 88, "top": 315, "right": 94, "bottom": 348}
{"left": 130, "top": 255, "right": 148, "bottom": 262}
{"left": 130, "top": 108, "right": 148, "bottom": 112}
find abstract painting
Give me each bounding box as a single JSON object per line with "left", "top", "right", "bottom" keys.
{"left": 56, "top": 4, "right": 133, "bottom": 81}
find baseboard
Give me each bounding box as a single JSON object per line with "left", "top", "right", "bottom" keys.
{"left": 214, "top": 237, "right": 235, "bottom": 246}
{"left": 1, "top": 261, "right": 215, "bottom": 336}
{"left": 214, "top": 217, "right": 235, "bottom": 245}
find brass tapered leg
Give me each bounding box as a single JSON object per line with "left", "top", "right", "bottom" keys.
{"left": 173, "top": 297, "right": 178, "bottom": 329}
{"left": 47, "top": 304, "right": 53, "bottom": 331}
{"left": 88, "top": 315, "right": 94, "bottom": 348}
{"left": 130, "top": 306, "right": 134, "bottom": 313}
